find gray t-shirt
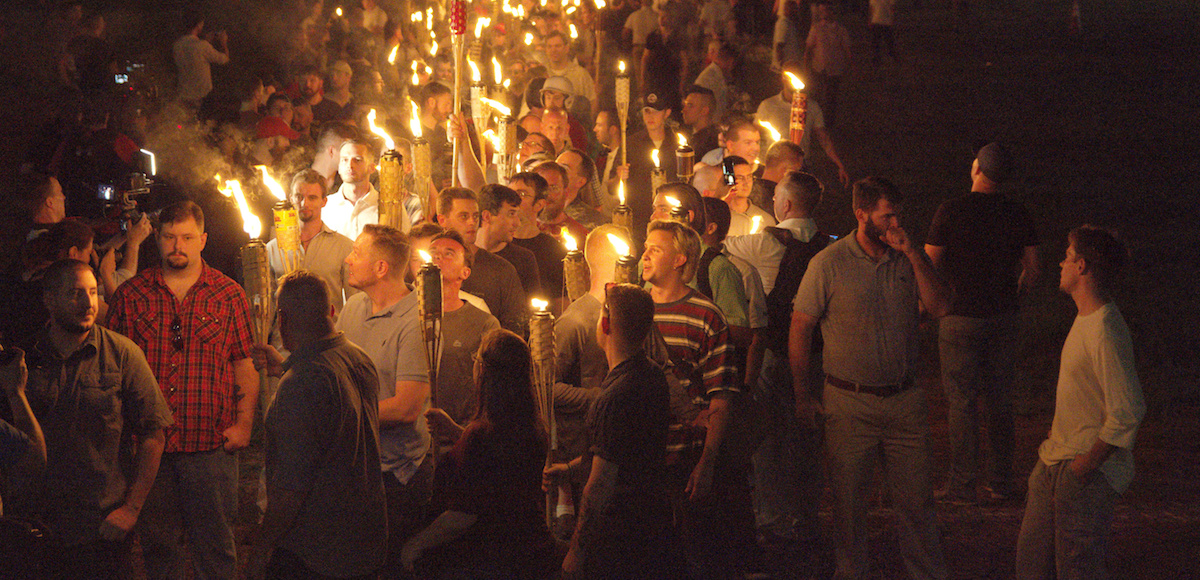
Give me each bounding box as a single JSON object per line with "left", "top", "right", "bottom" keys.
{"left": 553, "top": 293, "right": 608, "bottom": 460}
{"left": 337, "top": 291, "right": 430, "bottom": 484}
{"left": 793, "top": 233, "right": 920, "bottom": 386}
{"left": 434, "top": 302, "right": 499, "bottom": 448}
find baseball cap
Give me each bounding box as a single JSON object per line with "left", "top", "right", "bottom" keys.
{"left": 642, "top": 92, "right": 670, "bottom": 111}
{"left": 975, "top": 142, "right": 1011, "bottom": 183}
{"left": 256, "top": 116, "right": 301, "bottom": 141}
{"left": 540, "top": 76, "right": 575, "bottom": 97}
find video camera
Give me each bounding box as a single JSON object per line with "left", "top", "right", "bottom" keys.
{"left": 97, "top": 149, "right": 157, "bottom": 232}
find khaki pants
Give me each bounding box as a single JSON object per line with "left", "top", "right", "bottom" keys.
{"left": 1015, "top": 459, "right": 1118, "bottom": 580}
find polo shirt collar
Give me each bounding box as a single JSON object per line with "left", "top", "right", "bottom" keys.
{"left": 283, "top": 332, "right": 348, "bottom": 371}
{"left": 845, "top": 229, "right": 900, "bottom": 263}
{"left": 366, "top": 288, "right": 417, "bottom": 321}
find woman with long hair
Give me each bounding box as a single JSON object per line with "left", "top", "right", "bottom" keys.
{"left": 401, "top": 329, "right": 556, "bottom": 579}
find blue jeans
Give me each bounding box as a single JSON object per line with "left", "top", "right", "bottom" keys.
{"left": 138, "top": 449, "right": 238, "bottom": 580}
{"left": 938, "top": 314, "right": 1018, "bottom": 497}
{"left": 1015, "top": 459, "right": 1117, "bottom": 579}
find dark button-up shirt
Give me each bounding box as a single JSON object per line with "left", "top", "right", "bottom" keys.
{"left": 107, "top": 263, "right": 254, "bottom": 453}
{"left": 13, "top": 325, "right": 173, "bottom": 545}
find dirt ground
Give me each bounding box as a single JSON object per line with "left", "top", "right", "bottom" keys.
{"left": 2, "top": 0, "right": 1198, "bottom": 577}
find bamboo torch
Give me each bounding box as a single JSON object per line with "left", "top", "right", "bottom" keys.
{"left": 784, "top": 72, "right": 807, "bottom": 146}
{"left": 368, "top": 109, "right": 406, "bottom": 230}
{"left": 615, "top": 61, "right": 629, "bottom": 166}
{"left": 481, "top": 97, "right": 512, "bottom": 179}
{"left": 611, "top": 180, "right": 632, "bottom": 233}
{"left": 220, "top": 178, "right": 272, "bottom": 391}
{"left": 529, "top": 298, "right": 557, "bottom": 528}
{"left": 609, "top": 233, "right": 638, "bottom": 284}
{"left": 665, "top": 195, "right": 688, "bottom": 223}
{"left": 675, "top": 133, "right": 694, "bottom": 184}
{"left": 562, "top": 228, "right": 588, "bottom": 302}
{"left": 254, "top": 166, "right": 300, "bottom": 275}
{"left": 468, "top": 59, "right": 487, "bottom": 164}
{"left": 410, "top": 101, "right": 433, "bottom": 222}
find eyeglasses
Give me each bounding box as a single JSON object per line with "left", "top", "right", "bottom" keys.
{"left": 170, "top": 316, "right": 184, "bottom": 351}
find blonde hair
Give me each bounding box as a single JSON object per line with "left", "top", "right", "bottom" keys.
{"left": 646, "top": 219, "right": 701, "bottom": 283}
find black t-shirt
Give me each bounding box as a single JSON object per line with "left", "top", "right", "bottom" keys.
{"left": 588, "top": 355, "right": 670, "bottom": 497}
{"left": 926, "top": 192, "right": 1038, "bottom": 318}
{"left": 512, "top": 233, "right": 566, "bottom": 302}
{"left": 495, "top": 242, "right": 544, "bottom": 301}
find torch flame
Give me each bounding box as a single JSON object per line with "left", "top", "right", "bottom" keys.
{"left": 218, "top": 179, "right": 262, "bottom": 239}
{"left": 566, "top": 5, "right": 576, "bottom": 14}
{"left": 784, "top": 71, "right": 805, "bottom": 91}
{"left": 651, "top": 149, "right": 660, "bottom": 169}
{"left": 388, "top": 45, "right": 399, "bottom": 64}
{"left": 480, "top": 97, "right": 511, "bottom": 117}
{"left": 426, "top": 8, "right": 433, "bottom": 29}
{"left": 569, "top": 23, "right": 578, "bottom": 39}
{"left": 595, "top": 0, "right": 606, "bottom": 7}
{"left": 562, "top": 228, "right": 578, "bottom": 251}
{"left": 412, "top": 70, "right": 420, "bottom": 85}
{"left": 254, "top": 165, "right": 287, "bottom": 201}
{"left": 617, "top": 180, "right": 626, "bottom": 205}
{"left": 335, "top": 7, "right": 343, "bottom": 17}
{"left": 366, "top": 109, "right": 396, "bottom": 151}
{"left": 430, "top": 39, "right": 439, "bottom": 56}
{"left": 757, "top": 120, "right": 781, "bottom": 143}
{"left": 492, "top": 57, "right": 502, "bottom": 85}
{"left": 665, "top": 195, "right": 681, "bottom": 207}
{"left": 409, "top": 100, "right": 423, "bottom": 138}
{"left": 677, "top": 133, "right": 687, "bottom": 147}
{"left": 412, "top": 11, "right": 422, "bottom": 21}
{"left": 750, "top": 215, "right": 762, "bottom": 234}
{"left": 531, "top": 298, "right": 549, "bottom": 311}
{"left": 474, "top": 17, "right": 488, "bottom": 39}
{"left": 524, "top": 32, "right": 533, "bottom": 46}
{"left": 419, "top": 249, "right": 433, "bottom": 263}
{"left": 503, "top": 78, "right": 511, "bottom": 89}
{"left": 618, "top": 60, "right": 626, "bottom": 73}
{"left": 607, "top": 233, "right": 630, "bottom": 257}
{"left": 468, "top": 59, "right": 481, "bottom": 83}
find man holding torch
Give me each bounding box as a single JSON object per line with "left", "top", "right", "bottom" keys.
{"left": 336, "top": 224, "right": 433, "bottom": 576}
{"left": 755, "top": 66, "right": 849, "bottom": 186}
{"left": 267, "top": 169, "right": 357, "bottom": 316}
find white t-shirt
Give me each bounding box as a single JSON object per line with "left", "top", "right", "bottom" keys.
{"left": 173, "top": 35, "right": 229, "bottom": 101}
{"left": 1038, "top": 303, "right": 1145, "bottom": 493}
{"left": 625, "top": 6, "right": 660, "bottom": 47}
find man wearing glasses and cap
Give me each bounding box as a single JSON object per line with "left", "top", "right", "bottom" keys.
{"left": 540, "top": 76, "right": 591, "bottom": 154}
{"left": 108, "top": 200, "right": 259, "bottom": 579}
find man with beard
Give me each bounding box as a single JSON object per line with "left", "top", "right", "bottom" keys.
{"left": 267, "top": 169, "right": 357, "bottom": 316}
{"left": 107, "top": 201, "right": 258, "bottom": 579}
{"left": 790, "top": 177, "right": 951, "bottom": 579}
{"left": 325, "top": 137, "right": 409, "bottom": 242}
{"left": 8, "top": 259, "right": 172, "bottom": 577}
{"left": 312, "top": 61, "right": 355, "bottom": 125}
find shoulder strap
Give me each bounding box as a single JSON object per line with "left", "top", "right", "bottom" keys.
{"left": 763, "top": 230, "right": 832, "bottom": 352}
{"left": 695, "top": 244, "right": 724, "bottom": 299}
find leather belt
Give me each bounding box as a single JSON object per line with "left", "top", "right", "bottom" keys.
{"left": 826, "top": 374, "right": 914, "bottom": 398}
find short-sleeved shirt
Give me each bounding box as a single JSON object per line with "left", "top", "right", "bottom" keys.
{"left": 654, "top": 289, "right": 739, "bottom": 404}
{"left": 266, "top": 333, "right": 387, "bottom": 576}
{"left": 728, "top": 202, "right": 777, "bottom": 238}
{"left": 434, "top": 302, "right": 500, "bottom": 447}
{"left": 336, "top": 291, "right": 430, "bottom": 484}
{"left": 267, "top": 221, "right": 357, "bottom": 315}
{"left": 793, "top": 233, "right": 920, "bottom": 386}
{"left": 0, "top": 421, "right": 30, "bottom": 467}
{"left": 624, "top": 5, "right": 660, "bottom": 46}
{"left": 553, "top": 293, "right": 607, "bottom": 460}
{"left": 773, "top": 17, "right": 804, "bottom": 71}
{"left": 13, "top": 326, "right": 173, "bottom": 545}
{"left": 688, "top": 245, "right": 751, "bottom": 329}
{"left": 172, "top": 35, "right": 228, "bottom": 101}
{"left": 925, "top": 192, "right": 1038, "bottom": 318}
{"left": 107, "top": 263, "right": 253, "bottom": 453}
{"left": 588, "top": 355, "right": 670, "bottom": 495}
{"left": 462, "top": 248, "right": 529, "bottom": 337}
{"left": 496, "top": 242, "right": 545, "bottom": 301}
{"left": 806, "top": 20, "right": 851, "bottom": 76}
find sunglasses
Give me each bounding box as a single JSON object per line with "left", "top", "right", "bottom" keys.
{"left": 170, "top": 316, "right": 184, "bottom": 351}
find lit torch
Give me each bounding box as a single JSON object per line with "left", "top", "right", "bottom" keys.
{"left": 368, "top": 109, "right": 406, "bottom": 230}
{"left": 615, "top": 61, "right": 629, "bottom": 166}
{"left": 562, "top": 228, "right": 588, "bottom": 302}
{"left": 612, "top": 180, "right": 632, "bottom": 233}
{"left": 665, "top": 195, "right": 688, "bottom": 223}
{"left": 450, "top": 0, "right": 468, "bottom": 187}
{"left": 757, "top": 119, "right": 781, "bottom": 145}
{"left": 255, "top": 165, "right": 301, "bottom": 275}
{"left": 608, "top": 233, "right": 638, "bottom": 285}
{"left": 221, "top": 178, "right": 272, "bottom": 390}
{"left": 483, "top": 97, "right": 515, "bottom": 180}
{"left": 784, "top": 72, "right": 808, "bottom": 145}
{"left": 676, "top": 133, "right": 694, "bottom": 183}
{"left": 650, "top": 149, "right": 666, "bottom": 193}
{"left": 409, "top": 100, "right": 433, "bottom": 222}
{"left": 528, "top": 297, "right": 557, "bottom": 527}
{"left": 468, "top": 59, "right": 488, "bottom": 163}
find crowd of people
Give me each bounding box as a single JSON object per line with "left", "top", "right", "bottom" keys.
{"left": 0, "top": 0, "right": 1145, "bottom": 579}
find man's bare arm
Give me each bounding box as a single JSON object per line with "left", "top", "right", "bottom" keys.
{"left": 380, "top": 380, "right": 431, "bottom": 426}
{"left": 224, "top": 357, "right": 259, "bottom": 452}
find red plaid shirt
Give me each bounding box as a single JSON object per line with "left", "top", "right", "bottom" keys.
{"left": 107, "top": 262, "right": 255, "bottom": 453}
